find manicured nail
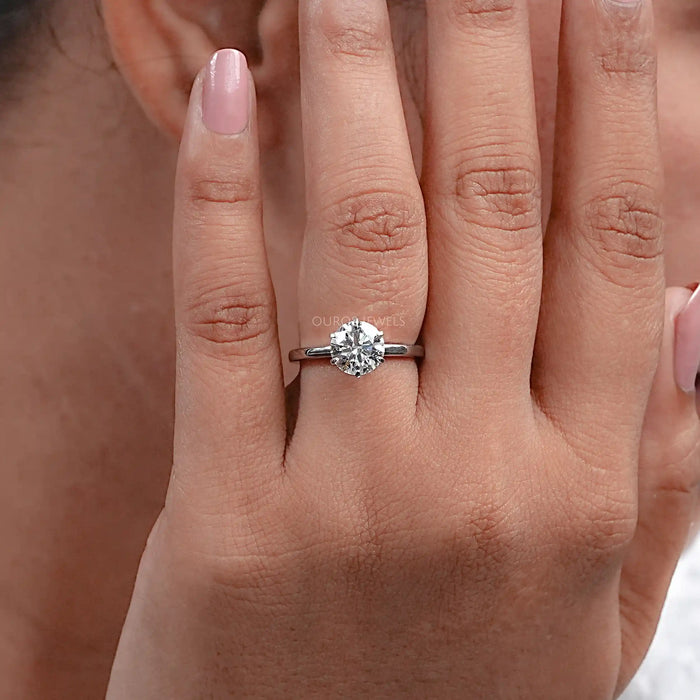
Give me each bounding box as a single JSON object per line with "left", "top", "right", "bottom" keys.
{"left": 675, "top": 284, "right": 700, "bottom": 393}
{"left": 202, "top": 49, "right": 250, "bottom": 135}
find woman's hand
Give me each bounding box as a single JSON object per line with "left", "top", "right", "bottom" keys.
{"left": 108, "top": 0, "right": 700, "bottom": 697}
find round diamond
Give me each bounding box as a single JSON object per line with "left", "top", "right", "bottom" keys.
{"left": 330, "top": 318, "right": 385, "bottom": 377}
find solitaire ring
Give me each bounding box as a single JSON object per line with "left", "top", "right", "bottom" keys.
{"left": 289, "top": 318, "right": 424, "bottom": 378}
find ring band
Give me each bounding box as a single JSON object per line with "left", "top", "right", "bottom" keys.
{"left": 289, "top": 318, "right": 424, "bottom": 378}
{"left": 289, "top": 344, "right": 425, "bottom": 361}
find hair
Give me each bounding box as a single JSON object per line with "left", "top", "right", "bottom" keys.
{"left": 0, "top": 1, "right": 41, "bottom": 50}
{"left": 0, "top": 0, "right": 47, "bottom": 106}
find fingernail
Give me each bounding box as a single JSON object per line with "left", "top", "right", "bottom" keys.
{"left": 675, "top": 284, "right": 700, "bottom": 393}
{"left": 202, "top": 49, "right": 250, "bottom": 135}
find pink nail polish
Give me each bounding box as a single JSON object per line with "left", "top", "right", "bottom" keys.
{"left": 202, "top": 49, "right": 250, "bottom": 135}
{"left": 675, "top": 284, "right": 700, "bottom": 394}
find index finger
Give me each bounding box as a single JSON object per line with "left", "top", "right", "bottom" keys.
{"left": 172, "top": 52, "right": 286, "bottom": 518}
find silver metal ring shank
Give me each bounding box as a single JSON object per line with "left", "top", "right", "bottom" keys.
{"left": 289, "top": 344, "right": 424, "bottom": 362}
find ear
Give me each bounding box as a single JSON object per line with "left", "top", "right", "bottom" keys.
{"left": 102, "top": 0, "right": 273, "bottom": 139}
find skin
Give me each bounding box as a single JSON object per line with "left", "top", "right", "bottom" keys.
{"left": 0, "top": 0, "right": 698, "bottom": 697}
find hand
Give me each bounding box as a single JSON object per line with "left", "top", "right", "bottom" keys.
{"left": 108, "top": 0, "right": 700, "bottom": 697}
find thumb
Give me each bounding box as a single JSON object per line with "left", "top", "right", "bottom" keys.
{"left": 644, "top": 285, "right": 699, "bottom": 438}
{"left": 616, "top": 286, "right": 700, "bottom": 695}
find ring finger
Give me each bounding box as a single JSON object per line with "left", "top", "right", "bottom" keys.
{"left": 294, "top": 0, "right": 428, "bottom": 425}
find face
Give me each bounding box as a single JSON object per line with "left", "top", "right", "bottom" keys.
{"left": 386, "top": 0, "right": 699, "bottom": 288}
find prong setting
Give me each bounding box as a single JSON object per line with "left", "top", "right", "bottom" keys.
{"left": 329, "top": 318, "right": 386, "bottom": 377}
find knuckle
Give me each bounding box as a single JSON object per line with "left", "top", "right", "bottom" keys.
{"left": 526, "top": 448, "right": 638, "bottom": 575}
{"left": 557, "top": 486, "right": 638, "bottom": 571}
{"left": 150, "top": 509, "right": 269, "bottom": 598}
{"left": 333, "top": 490, "right": 517, "bottom": 593}
{"left": 598, "top": 45, "right": 656, "bottom": 82}
{"left": 321, "top": 189, "right": 425, "bottom": 258}
{"left": 324, "top": 26, "right": 389, "bottom": 62}
{"left": 186, "top": 174, "right": 258, "bottom": 219}
{"left": 182, "top": 284, "right": 273, "bottom": 358}
{"left": 446, "top": 0, "right": 518, "bottom": 30}
{"left": 652, "top": 426, "right": 700, "bottom": 499}
{"left": 454, "top": 162, "right": 540, "bottom": 231}
{"left": 337, "top": 507, "right": 387, "bottom": 587}
{"left": 171, "top": 543, "right": 286, "bottom": 614}
{"left": 453, "top": 496, "right": 520, "bottom": 571}
{"left": 583, "top": 499, "right": 637, "bottom": 560}
{"left": 596, "top": 11, "right": 656, "bottom": 83}
{"left": 443, "top": 158, "right": 541, "bottom": 250}
{"left": 316, "top": 4, "right": 390, "bottom": 63}
{"left": 582, "top": 185, "right": 664, "bottom": 270}
{"left": 426, "top": 496, "right": 522, "bottom": 595}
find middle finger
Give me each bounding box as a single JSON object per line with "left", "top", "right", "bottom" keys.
{"left": 420, "top": 0, "right": 542, "bottom": 408}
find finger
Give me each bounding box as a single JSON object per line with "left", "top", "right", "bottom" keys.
{"left": 419, "top": 0, "right": 542, "bottom": 403}
{"left": 675, "top": 284, "right": 700, "bottom": 399}
{"left": 534, "top": 0, "right": 665, "bottom": 443}
{"left": 617, "top": 288, "right": 700, "bottom": 694}
{"left": 172, "top": 50, "right": 285, "bottom": 516}
{"left": 295, "top": 0, "right": 427, "bottom": 414}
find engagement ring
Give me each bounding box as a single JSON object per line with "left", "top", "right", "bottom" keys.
{"left": 289, "top": 318, "right": 424, "bottom": 378}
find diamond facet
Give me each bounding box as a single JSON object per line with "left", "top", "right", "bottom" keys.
{"left": 329, "top": 318, "right": 385, "bottom": 377}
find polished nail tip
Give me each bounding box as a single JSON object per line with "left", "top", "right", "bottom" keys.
{"left": 202, "top": 48, "right": 250, "bottom": 135}
{"left": 687, "top": 284, "right": 700, "bottom": 306}
{"left": 675, "top": 284, "right": 700, "bottom": 395}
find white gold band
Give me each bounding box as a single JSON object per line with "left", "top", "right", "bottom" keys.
{"left": 289, "top": 343, "right": 424, "bottom": 362}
